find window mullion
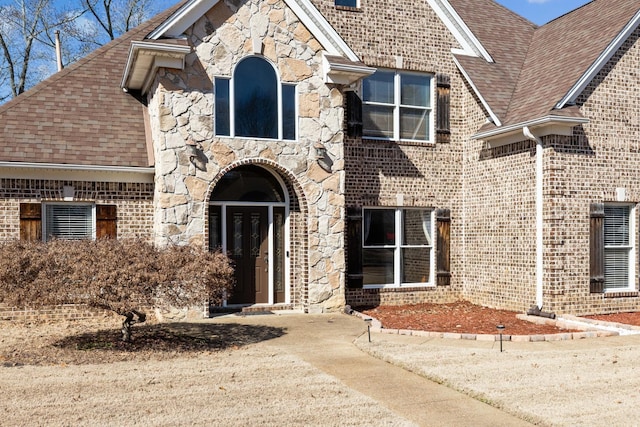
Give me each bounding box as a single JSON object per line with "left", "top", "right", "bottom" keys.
{"left": 394, "top": 73, "right": 401, "bottom": 141}
{"left": 229, "top": 76, "right": 235, "bottom": 138}
{"left": 395, "top": 208, "right": 402, "bottom": 286}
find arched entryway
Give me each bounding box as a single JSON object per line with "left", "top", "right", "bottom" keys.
{"left": 209, "top": 165, "right": 290, "bottom": 306}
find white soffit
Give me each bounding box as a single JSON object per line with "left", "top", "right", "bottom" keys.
{"left": 426, "top": 0, "right": 494, "bottom": 63}
{"left": 0, "top": 162, "right": 154, "bottom": 184}
{"left": 121, "top": 41, "right": 192, "bottom": 93}
{"left": 557, "top": 9, "right": 640, "bottom": 108}
{"left": 147, "top": 0, "right": 360, "bottom": 62}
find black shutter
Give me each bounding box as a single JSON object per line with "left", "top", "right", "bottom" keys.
{"left": 96, "top": 205, "right": 117, "bottom": 239}
{"left": 590, "top": 203, "right": 605, "bottom": 293}
{"left": 19, "top": 203, "right": 42, "bottom": 241}
{"left": 346, "top": 206, "right": 363, "bottom": 288}
{"left": 346, "top": 91, "right": 362, "bottom": 138}
{"left": 436, "top": 74, "right": 451, "bottom": 144}
{"left": 436, "top": 208, "right": 451, "bottom": 286}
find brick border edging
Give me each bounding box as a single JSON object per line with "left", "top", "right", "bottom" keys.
{"left": 349, "top": 309, "right": 620, "bottom": 342}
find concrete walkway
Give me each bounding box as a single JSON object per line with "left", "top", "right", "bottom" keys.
{"left": 212, "top": 312, "right": 532, "bottom": 427}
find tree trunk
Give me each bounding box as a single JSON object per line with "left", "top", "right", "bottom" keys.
{"left": 120, "top": 310, "right": 146, "bottom": 342}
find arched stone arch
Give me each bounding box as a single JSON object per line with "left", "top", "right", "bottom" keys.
{"left": 204, "top": 158, "right": 310, "bottom": 311}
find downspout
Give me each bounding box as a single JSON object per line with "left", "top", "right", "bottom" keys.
{"left": 523, "top": 126, "right": 544, "bottom": 312}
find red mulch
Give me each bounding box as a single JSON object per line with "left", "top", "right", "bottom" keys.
{"left": 584, "top": 312, "right": 640, "bottom": 326}
{"left": 358, "top": 301, "right": 579, "bottom": 335}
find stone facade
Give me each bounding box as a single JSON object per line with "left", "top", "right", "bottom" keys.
{"left": 147, "top": 0, "right": 346, "bottom": 312}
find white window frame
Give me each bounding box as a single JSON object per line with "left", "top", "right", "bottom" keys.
{"left": 42, "top": 203, "right": 96, "bottom": 242}
{"left": 362, "top": 207, "right": 434, "bottom": 288}
{"left": 362, "top": 69, "right": 434, "bottom": 143}
{"left": 603, "top": 203, "right": 636, "bottom": 292}
{"left": 335, "top": 0, "right": 359, "bottom": 7}
{"left": 214, "top": 57, "right": 298, "bottom": 141}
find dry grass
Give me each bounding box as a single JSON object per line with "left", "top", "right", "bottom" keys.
{"left": 0, "top": 317, "right": 415, "bottom": 426}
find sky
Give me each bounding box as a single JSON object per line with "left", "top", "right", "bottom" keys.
{"left": 494, "top": 0, "right": 592, "bottom": 25}
{"left": 154, "top": 0, "right": 593, "bottom": 26}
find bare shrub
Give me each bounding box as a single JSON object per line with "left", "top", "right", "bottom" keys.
{"left": 0, "top": 239, "right": 234, "bottom": 341}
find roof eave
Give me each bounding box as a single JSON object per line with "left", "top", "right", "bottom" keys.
{"left": 121, "top": 41, "right": 192, "bottom": 94}
{"left": 472, "top": 115, "right": 590, "bottom": 146}
{"left": 556, "top": 9, "right": 640, "bottom": 109}
{"left": 323, "top": 54, "right": 376, "bottom": 85}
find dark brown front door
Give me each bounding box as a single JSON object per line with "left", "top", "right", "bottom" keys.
{"left": 227, "top": 206, "right": 269, "bottom": 304}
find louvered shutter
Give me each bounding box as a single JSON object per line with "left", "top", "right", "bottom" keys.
{"left": 436, "top": 208, "right": 451, "bottom": 286}
{"left": 346, "top": 206, "right": 363, "bottom": 288}
{"left": 20, "top": 203, "right": 42, "bottom": 241}
{"left": 589, "top": 203, "right": 605, "bottom": 293}
{"left": 96, "top": 205, "right": 117, "bottom": 239}
{"left": 436, "top": 74, "right": 451, "bottom": 144}
{"left": 346, "top": 91, "right": 363, "bottom": 138}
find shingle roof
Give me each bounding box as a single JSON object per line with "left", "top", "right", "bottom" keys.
{"left": 0, "top": 3, "right": 184, "bottom": 168}
{"left": 449, "top": 0, "right": 536, "bottom": 122}
{"left": 452, "top": 0, "right": 640, "bottom": 129}
{"left": 504, "top": 0, "right": 640, "bottom": 126}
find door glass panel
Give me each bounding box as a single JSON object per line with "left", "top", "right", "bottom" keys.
{"left": 233, "top": 213, "right": 243, "bottom": 256}
{"left": 274, "top": 208, "right": 285, "bottom": 294}
{"left": 209, "top": 205, "right": 222, "bottom": 250}
{"left": 250, "top": 213, "right": 261, "bottom": 258}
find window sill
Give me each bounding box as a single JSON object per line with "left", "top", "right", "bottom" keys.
{"left": 361, "top": 137, "right": 435, "bottom": 147}
{"left": 363, "top": 284, "right": 436, "bottom": 291}
{"left": 604, "top": 291, "right": 639, "bottom": 298}
{"left": 335, "top": 5, "right": 361, "bottom": 12}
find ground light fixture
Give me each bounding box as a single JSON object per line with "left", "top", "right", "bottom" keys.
{"left": 497, "top": 324, "right": 505, "bottom": 352}
{"left": 364, "top": 318, "right": 372, "bottom": 342}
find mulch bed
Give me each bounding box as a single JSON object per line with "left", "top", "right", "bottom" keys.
{"left": 584, "top": 312, "right": 640, "bottom": 326}
{"left": 358, "top": 301, "right": 581, "bottom": 335}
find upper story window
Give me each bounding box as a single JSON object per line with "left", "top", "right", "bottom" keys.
{"left": 335, "top": 0, "right": 358, "bottom": 6}
{"left": 215, "top": 56, "right": 296, "bottom": 141}
{"left": 362, "top": 69, "right": 433, "bottom": 142}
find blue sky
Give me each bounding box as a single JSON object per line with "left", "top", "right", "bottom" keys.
{"left": 495, "top": 0, "right": 592, "bottom": 25}
{"left": 155, "top": 0, "right": 592, "bottom": 26}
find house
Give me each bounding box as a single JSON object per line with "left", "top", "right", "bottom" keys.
{"left": 0, "top": 0, "right": 639, "bottom": 316}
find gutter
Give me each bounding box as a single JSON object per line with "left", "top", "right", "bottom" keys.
{"left": 473, "top": 115, "right": 589, "bottom": 141}
{"left": 523, "top": 126, "right": 545, "bottom": 312}
{"left": 0, "top": 161, "right": 154, "bottom": 174}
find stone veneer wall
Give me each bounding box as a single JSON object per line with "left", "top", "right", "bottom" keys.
{"left": 147, "top": 0, "right": 347, "bottom": 312}
{"left": 0, "top": 179, "right": 154, "bottom": 241}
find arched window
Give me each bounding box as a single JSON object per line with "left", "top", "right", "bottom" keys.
{"left": 215, "top": 57, "right": 296, "bottom": 140}
{"left": 210, "top": 165, "right": 285, "bottom": 203}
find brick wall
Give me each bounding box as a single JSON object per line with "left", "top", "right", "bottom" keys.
{"left": 313, "top": 0, "right": 478, "bottom": 306}
{"left": 0, "top": 179, "right": 154, "bottom": 241}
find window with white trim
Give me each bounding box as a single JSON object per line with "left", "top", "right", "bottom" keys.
{"left": 362, "top": 208, "right": 433, "bottom": 287}
{"left": 604, "top": 204, "right": 635, "bottom": 291}
{"left": 43, "top": 204, "right": 94, "bottom": 241}
{"left": 362, "top": 70, "right": 433, "bottom": 142}
{"left": 215, "top": 56, "right": 296, "bottom": 140}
